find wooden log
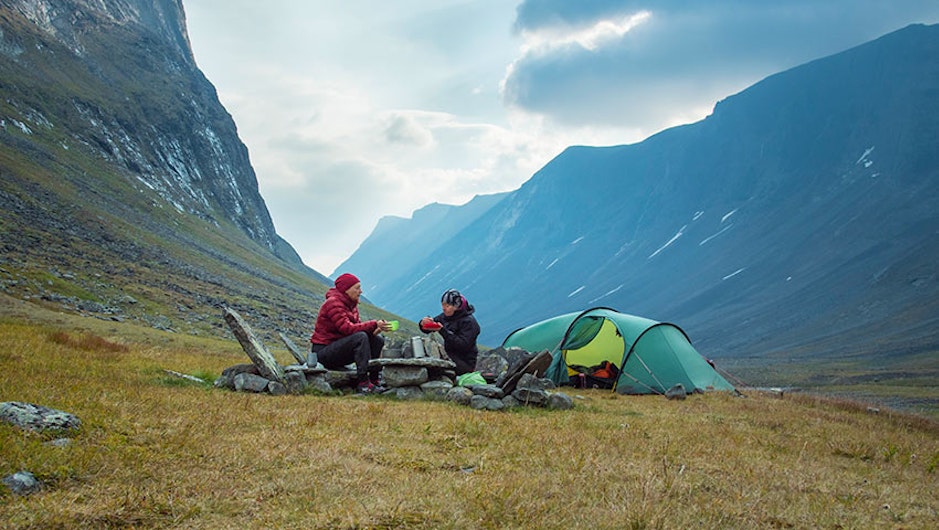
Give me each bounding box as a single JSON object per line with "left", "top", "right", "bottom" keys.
{"left": 223, "top": 307, "right": 285, "bottom": 384}
{"left": 162, "top": 369, "right": 206, "bottom": 384}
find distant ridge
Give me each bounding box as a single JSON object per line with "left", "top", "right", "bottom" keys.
{"left": 333, "top": 192, "right": 509, "bottom": 291}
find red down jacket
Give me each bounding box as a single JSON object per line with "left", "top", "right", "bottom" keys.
{"left": 310, "top": 288, "right": 378, "bottom": 346}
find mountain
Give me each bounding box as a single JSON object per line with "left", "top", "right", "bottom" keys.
{"left": 0, "top": 0, "right": 397, "bottom": 341}
{"left": 347, "top": 23, "right": 939, "bottom": 362}
{"left": 332, "top": 192, "right": 508, "bottom": 290}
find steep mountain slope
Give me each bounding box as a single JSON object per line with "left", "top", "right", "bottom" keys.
{"left": 0, "top": 0, "right": 395, "bottom": 341}
{"left": 354, "top": 24, "right": 939, "bottom": 360}
{"left": 333, "top": 192, "right": 508, "bottom": 291}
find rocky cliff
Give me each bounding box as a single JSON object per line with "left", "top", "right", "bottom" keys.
{"left": 0, "top": 0, "right": 354, "bottom": 340}
{"left": 0, "top": 0, "right": 299, "bottom": 259}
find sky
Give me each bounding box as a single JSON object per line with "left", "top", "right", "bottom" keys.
{"left": 182, "top": 0, "right": 939, "bottom": 276}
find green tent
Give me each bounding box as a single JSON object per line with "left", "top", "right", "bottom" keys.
{"left": 501, "top": 307, "right": 735, "bottom": 395}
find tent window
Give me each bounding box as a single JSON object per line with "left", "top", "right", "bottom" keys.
{"left": 561, "top": 316, "right": 604, "bottom": 350}
{"left": 562, "top": 318, "right": 626, "bottom": 374}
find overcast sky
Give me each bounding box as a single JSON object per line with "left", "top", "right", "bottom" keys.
{"left": 183, "top": 1, "right": 939, "bottom": 276}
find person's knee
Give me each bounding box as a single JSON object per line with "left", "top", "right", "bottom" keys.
{"left": 349, "top": 331, "right": 369, "bottom": 345}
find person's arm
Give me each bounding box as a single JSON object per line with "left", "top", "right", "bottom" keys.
{"left": 419, "top": 315, "right": 443, "bottom": 333}
{"left": 441, "top": 317, "right": 480, "bottom": 350}
{"left": 328, "top": 305, "right": 378, "bottom": 336}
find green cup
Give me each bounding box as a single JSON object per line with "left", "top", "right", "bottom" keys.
{"left": 388, "top": 320, "right": 399, "bottom": 331}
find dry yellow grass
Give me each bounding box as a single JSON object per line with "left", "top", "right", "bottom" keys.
{"left": 1, "top": 302, "right": 938, "bottom": 529}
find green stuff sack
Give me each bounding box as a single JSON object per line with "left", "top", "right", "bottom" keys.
{"left": 457, "top": 371, "right": 486, "bottom": 387}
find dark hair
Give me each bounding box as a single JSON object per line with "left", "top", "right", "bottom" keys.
{"left": 441, "top": 289, "right": 462, "bottom": 306}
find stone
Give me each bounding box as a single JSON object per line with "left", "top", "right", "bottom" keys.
{"left": 499, "top": 349, "right": 552, "bottom": 395}
{"left": 470, "top": 395, "right": 505, "bottom": 411}
{"left": 278, "top": 332, "right": 308, "bottom": 365}
{"left": 383, "top": 366, "right": 429, "bottom": 387}
{"left": 420, "top": 380, "right": 453, "bottom": 399}
{"left": 476, "top": 354, "right": 508, "bottom": 382}
{"left": 325, "top": 370, "right": 358, "bottom": 388}
{"left": 380, "top": 337, "right": 408, "bottom": 359}
{"left": 511, "top": 373, "right": 558, "bottom": 406}
{"left": 501, "top": 395, "right": 521, "bottom": 408}
{"left": 0, "top": 402, "right": 81, "bottom": 433}
{"left": 393, "top": 386, "right": 425, "bottom": 400}
{"left": 223, "top": 307, "right": 285, "bottom": 383}
{"left": 369, "top": 357, "right": 456, "bottom": 370}
{"left": 400, "top": 336, "right": 445, "bottom": 359}
{"left": 2, "top": 471, "right": 41, "bottom": 495}
{"left": 267, "top": 381, "right": 288, "bottom": 396}
{"left": 214, "top": 364, "right": 260, "bottom": 390}
{"left": 283, "top": 371, "right": 307, "bottom": 394}
{"left": 516, "top": 373, "right": 550, "bottom": 391}
{"left": 512, "top": 387, "right": 548, "bottom": 406}
{"left": 424, "top": 340, "right": 445, "bottom": 359}
{"left": 502, "top": 347, "right": 536, "bottom": 372}
{"left": 446, "top": 386, "right": 473, "bottom": 405}
{"left": 233, "top": 372, "right": 271, "bottom": 393}
{"left": 547, "top": 392, "right": 575, "bottom": 410}
{"left": 469, "top": 384, "right": 504, "bottom": 399}
{"left": 665, "top": 384, "right": 687, "bottom": 400}
{"left": 284, "top": 364, "right": 327, "bottom": 375}
{"left": 307, "top": 376, "right": 333, "bottom": 394}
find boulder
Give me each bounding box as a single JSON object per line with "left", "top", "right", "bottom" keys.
{"left": 283, "top": 371, "right": 308, "bottom": 394}
{"left": 325, "top": 370, "right": 358, "bottom": 389}
{"left": 420, "top": 380, "right": 453, "bottom": 399}
{"left": 476, "top": 353, "right": 508, "bottom": 382}
{"left": 446, "top": 386, "right": 473, "bottom": 405}
{"left": 214, "top": 363, "right": 260, "bottom": 390}
{"left": 499, "top": 349, "right": 552, "bottom": 395}
{"left": 470, "top": 395, "right": 505, "bottom": 411}
{"left": 307, "top": 376, "right": 333, "bottom": 394}
{"left": 233, "top": 373, "right": 271, "bottom": 393}
{"left": 278, "top": 332, "right": 308, "bottom": 365}
{"left": 393, "top": 386, "right": 425, "bottom": 400}
{"left": 223, "top": 307, "right": 285, "bottom": 383}
{"left": 2, "top": 471, "right": 41, "bottom": 495}
{"left": 665, "top": 384, "right": 687, "bottom": 400}
{"left": 547, "top": 392, "right": 574, "bottom": 410}
{"left": 384, "top": 366, "right": 429, "bottom": 387}
{"left": 0, "top": 402, "right": 81, "bottom": 433}
{"left": 469, "top": 384, "right": 504, "bottom": 399}
{"left": 267, "top": 381, "right": 288, "bottom": 396}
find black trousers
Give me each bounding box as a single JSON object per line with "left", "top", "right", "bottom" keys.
{"left": 313, "top": 332, "right": 384, "bottom": 383}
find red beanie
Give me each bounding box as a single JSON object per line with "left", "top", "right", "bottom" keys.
{"left": 334, "top": 273, "right": 361, "bottom": 293}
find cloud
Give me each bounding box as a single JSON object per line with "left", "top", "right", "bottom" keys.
{"left": 184, "top": 1, "right": 939, "bottom": 275}
{"left": 384, "top": 113, "right": 435, "bottom": 147}
{"left": 503, "top": 0, "right": 939, "bottom": 133}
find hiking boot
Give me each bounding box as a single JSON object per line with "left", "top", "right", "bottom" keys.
{"left": 356, "top": 382, "right": 384, "bottom": 395}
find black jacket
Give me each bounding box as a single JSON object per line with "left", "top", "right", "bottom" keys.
{"left": 421, "top": 303, "right": 480, "bottom": 375}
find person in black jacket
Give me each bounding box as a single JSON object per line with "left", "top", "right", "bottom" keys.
{"left": 419, "top": 289, "right": 481, "bottom": 375}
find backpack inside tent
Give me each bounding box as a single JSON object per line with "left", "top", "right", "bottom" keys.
{"left": 501, "top": 307, "right": 735, "bottom": 395}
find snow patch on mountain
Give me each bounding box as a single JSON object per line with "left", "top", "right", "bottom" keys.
{"left": 649, "top": 225, "right": 686, "bottom": 259}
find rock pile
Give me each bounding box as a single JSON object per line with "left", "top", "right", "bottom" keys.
{"left": 0, "top": 401, "right": 82, "bottom": 496}
{"left": 216, "top": 308, "right": 574, "bottom": 410}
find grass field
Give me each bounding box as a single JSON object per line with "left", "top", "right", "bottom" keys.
{"left": 1, "top": 298, "right": 938, "bottom": 529}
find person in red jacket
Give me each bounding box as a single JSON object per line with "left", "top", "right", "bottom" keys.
{"left": 310, "top": 273, "right": 392, "bottom": 394}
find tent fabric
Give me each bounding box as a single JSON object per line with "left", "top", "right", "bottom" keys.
{"left": 501, "top": 307, "right": 734, "bottom": 395}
